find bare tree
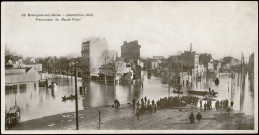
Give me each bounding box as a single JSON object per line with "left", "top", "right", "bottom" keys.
{"left": 98, "top": 50, "right": 113, "bottom": 86}
{"left": 112, "top": 60, "right": 126, "bottom": 86}
{"left": 5, "top": 45, "right": 20, "bottom": 64}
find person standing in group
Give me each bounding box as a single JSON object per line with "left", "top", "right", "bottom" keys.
{"left": 144, "top": 96, "right": 147, "bottom": 105}
{"left": 147, "top": 99, "right": 150, "bottom": 111}
{"left": 136, "top": 101, "right": 140, "bottom": 110}
{"left": 200, "top": 100, "right": 203, "bottom": 110}
{"left": 132, "top": 99, "right": 136, "bottom": 110}
{"left": 189, "top": 112, "right": 195, "bottom": 124}
{"left": 151, "top": 99, "right": 155, "bottom": 113}
{"left": 207, "top": 100, "right": 210, "bottom": 110}
{"left": 227, "top": 106, "right": 231, "bottom": 115}
{"left": 204, "top": 102, "right": 207, "bottom": 111}
{"left": 136, "top": 109, "right": 140, "bottom": 120}
{"left": 116, "top": 99, "right": 120, "bottom": 109}
{"left": 154, "top": 104, "right": 157, "bottom": 113}
{"left": 220, "top": 100, "right": 223, "bottom": 109}
{"left": 226, "top": 99, "right": 229, "bottom": 108}
{"left": 196, "top": 111, "right": 202, "bottom": 123}
{"left": 114, "top": 99, "right": 117, "bottom": 108}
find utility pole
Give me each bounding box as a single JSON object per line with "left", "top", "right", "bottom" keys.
{"left": 74, "top": 61, "right": 79, "bottom": 130}
{"left": 46, "top": 58, "right": 49, "bottom": 88}
{"left": 67, "top": 61, "right": 68, "bottom": 79}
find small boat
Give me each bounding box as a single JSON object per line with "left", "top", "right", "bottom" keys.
{"left": 5, "top": 105, "right": 21, "bottom": 129}
{"left": 187, "top": 89, "right": 218, "bottom": 96}
{"left": 62, "top": 95, "right": 75, "bottom": 101}
{"left": 202, "top": 97, "right": 217, "bottom": 101}
{"left": 215, "top": 78, "right": 219, "bottom": 85}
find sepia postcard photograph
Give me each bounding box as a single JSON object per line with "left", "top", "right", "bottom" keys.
{"left": 1, "top": 1, "right": 258, "bottom": 134}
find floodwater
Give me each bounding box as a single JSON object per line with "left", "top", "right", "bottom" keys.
{"left": 5, "top": 71, "right": 254, "bottom": 122}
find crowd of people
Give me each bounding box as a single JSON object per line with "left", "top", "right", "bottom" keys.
{"left": 208, "top": 88, "right": 216, "bottom": 97}
{"left": 131, "top": 95, "right": 199, "bottom": 120}
{"left": 133, "top": 97, "right": 157, "bottom": 120}
{"left": 200, "top": 99, "right": 212, "bottom": 111}
{"left": 156, "top": 95, "right": 199, "bottom": 109}
{"left": 200, "top": 98, "right": 234, "bottom": 115}
{"left": 114, "top": 94, "right": 234, "bottom": 122}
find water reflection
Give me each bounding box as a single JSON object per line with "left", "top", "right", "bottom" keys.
{"left": 5, "top": 71, "right": 254, "bottom": 122}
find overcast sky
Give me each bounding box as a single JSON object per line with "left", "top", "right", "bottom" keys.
{"left": 2, "top": 1, "right": 258, "bottom": 60}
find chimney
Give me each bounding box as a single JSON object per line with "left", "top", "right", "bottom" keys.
{"left": 190, "top": 43, "right": 192, "bottom": 52}
{"left": 134, "top": 40, "right": 138, "bottom": 44}
{"left": 123, "top": 41, "right": 127, "bottom": 44}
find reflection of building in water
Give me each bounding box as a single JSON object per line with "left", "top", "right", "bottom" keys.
{"left": 81, "top": 81, "right": 91, "bottom": 108}
{"left": 51, "top": 89, "right": 55, "bottom": 98}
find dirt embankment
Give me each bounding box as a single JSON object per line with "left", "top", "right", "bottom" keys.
{"left": 9, "top": 104, "right": 254, "bottom": 130}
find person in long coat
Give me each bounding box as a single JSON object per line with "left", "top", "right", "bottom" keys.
{"left": 196, "top": 112, "right": 202, "bottom": 123}
{"left": 144, "top": 96, "right": 147, "bottom": 104}
{"left": 189, "top": 112, "right": 195, "bottom": 124}
{"left": 136, "top": 109, "right": 140, "bottom": 120}
{"left": 204, "top": 102, "right": 207, "bottom": 111}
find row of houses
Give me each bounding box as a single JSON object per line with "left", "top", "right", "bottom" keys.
{"left": 143, "top": 44, "right": 224, "bottom": 84}
{"left": 5, "top": 59, "right": 45, "bottom": 86}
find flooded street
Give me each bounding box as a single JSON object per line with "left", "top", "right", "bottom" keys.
{"left": 5, "top": 71, "right": 254, "bottom": 122}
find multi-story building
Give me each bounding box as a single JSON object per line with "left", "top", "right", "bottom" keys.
{"left": 81, "top": 37, "right": 108, "bottom": 80}
{"left": 168, "top": 49, "right": 199, "bottom": 75}
{"left": 121, "top": 40, "right": 141, "bottom": 63}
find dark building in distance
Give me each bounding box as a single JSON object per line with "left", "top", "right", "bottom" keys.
{"left": 121, "top": 40, "right": 141, "bottom": 63}
{"left": 81, "top": 40, "right": 90, "bottom": 81}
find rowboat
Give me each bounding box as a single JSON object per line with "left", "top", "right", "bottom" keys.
{"left": 187, "top": 89, "right": 218, "bottom": 96}
{"left": 62, "top": 95, "right": 75, "bottom": 101}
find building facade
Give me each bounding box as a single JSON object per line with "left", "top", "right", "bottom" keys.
{"left": 81, "top": 37, "right": 108, "bottom": 80}
{"left": 121, "top": 40, "right": 141, "bottom": 63}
